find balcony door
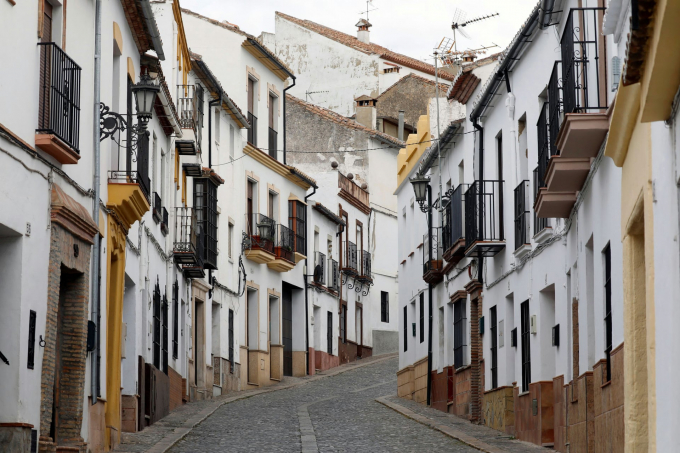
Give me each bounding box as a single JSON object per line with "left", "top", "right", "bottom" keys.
{"left": 247, "top": 180, "right": 254, "bottom": 234}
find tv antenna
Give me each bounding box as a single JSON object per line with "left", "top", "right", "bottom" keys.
{"left": 306, "top": 89, "right": 330, "bottom": 103}
{"left": 359, "top": 0, "right": 378, "bottom": 22}
{"left": 451, "top": 10, "right": 499, "bottom": 52}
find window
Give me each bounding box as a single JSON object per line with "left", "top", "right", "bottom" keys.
{"left": 327, "top": 311, "right": 333, "bottom": 355}
{"left": 419, "top": 293, "right": 425, "bottom": 344}
{"left": 172, "top": 279, "right": 179, "bottom": 359}
{"left": 194, "top": 178, "right": 219, "bottom": 269}
{"left": 356, "top": 221, "right": 363, "bottom": 273}
{"left": 215, "top": 108, "right": 220, "bottom": 144}
{"left": 228, "top": 222, "right": 234, "bottom": 259}
{"left": 288, "top": 200, "right": 306, "bottom": 256}
{"left": 153, "top": 279, "right": 161, "bottom": 370}
{"left": 162, "top": 292, "right": 168, "bottom": 375}
{"left": 268, "top": 93, "right": 278, "bottom": 159}
{"left": 521, "top": 300, "right": 531, "bottom": 393}
{"left": 340, "top": 304, "right": 346, "bottom": 344}
{"left": 604, "top": 243, "right": 612, "bottom": 382}
{"left": 196, "top": 84, "right": 204, "bottom": 150}
{"left": 247, "top": 77, "right": 257, "bottom": 146}
{"left": 381, "top": 291, "right": 389, "bottom": 323}
{"left": 490, "top": 306, "right": 498, "bottom": 389}
{"left": 403, "top": 306, "right": 408, "bottom": 352}
{"left": 152, "top": 132, "right": 158, "bottom": 194}
{"left": 268, "top": 191, "right": 276, "bottom": 221}
{"left": 454, "top": 299, "right": 467, "bottom": 368}
{"left": 229, "top": 309, "right": 234, "bottom": 373}
{"left": 247, "top": 180, "right": 255, "bottom": 234}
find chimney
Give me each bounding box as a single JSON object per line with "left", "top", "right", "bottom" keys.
{"left": 462, "top": 52, "right": 478, "bottom": 63}
{"left": 356, "top": 19, "right": 372, "bottom": 44}
{"left": 398, "top": 110, "right": 405, "bottom": 141}
{"left": 355, "top": 96, "right": 377, "bottom": 129}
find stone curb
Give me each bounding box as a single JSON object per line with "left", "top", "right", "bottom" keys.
{"left": 375, "top": 395, "right": 505, "bottom": 453}
{"left": 140, "top": 353, "right": 399, "bottom": 453}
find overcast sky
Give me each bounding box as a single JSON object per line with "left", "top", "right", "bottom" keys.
{"left": 181, "top": 0, "right": 537, "bottom": 63}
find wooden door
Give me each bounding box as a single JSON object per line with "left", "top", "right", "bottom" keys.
{"left": 247, "top": 181, "right": 254, "bottom": 234}
{"left": 39, "top": 0, "right": 53, "bottom": 129}
{"left": 282, "top": 286, "right": 293, "bottom": 376}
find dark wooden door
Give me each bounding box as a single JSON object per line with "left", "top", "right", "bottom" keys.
{"left": 39, "top": 0, "right": 53, "bottom": 130}
{"left": 247, "top": 181, "right": 254, "bottom": 234}
{"left": 282, "top": 286, "right": 293, "bottom": 376}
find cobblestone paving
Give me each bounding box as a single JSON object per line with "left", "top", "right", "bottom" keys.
{"left": 169, "top": 357, "right": 476, "bottom": 452}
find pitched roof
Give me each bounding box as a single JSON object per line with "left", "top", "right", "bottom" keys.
{"left": 121, "top": 0, "right": 165, "bottom": 60}
{"left": 276, "top": 11, "right": 455, "bottom": 81}
{"left": 286, "top": 94, "right": 405, "bottom": 148}
{"left": 378, "top": 72, "right": 450, "bottom": 101}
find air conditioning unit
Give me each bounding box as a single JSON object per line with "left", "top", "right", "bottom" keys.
{"left": 530, "top": 315, "right": 537, "bottom": 334}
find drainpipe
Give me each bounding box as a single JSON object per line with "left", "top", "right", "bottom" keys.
{"left": 282, "top": 77, "right": 296, "bottom": 165}
{"left": 90, "top": 0, "right": 102, "bottom": 405}
{"left": 426, "top": 185, "right": 433, "bottom": 406}
{"left": 472, "top": 120, "right": 484, "bottom": 286}
{"left": 208, "top": 99, "right": 220, "bottom": 169}
{"left": 304, "top": 184, "right": 317, "bottom": 375}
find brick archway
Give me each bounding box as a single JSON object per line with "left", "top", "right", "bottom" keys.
{"left": 39, "top": 185, "right": 97, "bottom": 453}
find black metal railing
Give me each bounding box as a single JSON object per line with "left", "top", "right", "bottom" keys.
{"left": 274, "top": 223, "right": 295, "bottom": 263}
{"left": 345, "top": 241, "right": 358, "bottom": 273}
{"left": 248, "top": 112, "right": 257, "bottom": 146}
{"left": 245, "top": 213, "right": 275, "bottom": 254}
{"left": 177, "top": 84, "right": 202, "bottom": 153}
{"left": 361, "top": 251, "right": 372, "bottom": 279}
{"left": 108, "top": 170, "right": 150, "bottom": 203}
{"left": 548, "top": 62, "right": 562, "bottom": 156}
{"left": 533, "top": 168, "right": 551, "bottom": 235}
{"left": 329, "top": 259, "right": 340, "bottom": 291}
{"left": 464, "top": 180, "right": 505, "bottom": 251}
{"left": 174, "top": 207, "right": 203, "bottom": 268}
{"left": 161, "top": 207, "right": 169, "bottom": 235}
{"left": 314, "top": 251, "right": 326, "bottom": 285}
{"left": 442, "top": 184, "right": 466, "bottom": 253}
{"left": 268, "top": 127, "right": 277, "bottom": 159}
{"left": 514, "top": 180, "right": 530, "bottom": 251}
{"left": 153, "top": 192, "right": 162, "bottom": 223}
{"left": 37, "top": 42, "right": 81, "bottom": 152}
{"left": 536, "top": 102, "right": 551, "bottom": 193}
{"left": 423, "top": 227, "right": 443, "bottom": 275}
{"left": 560, "top": 8, "right": 607, "bottom": 117}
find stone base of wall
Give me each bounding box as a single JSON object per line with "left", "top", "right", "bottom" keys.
{"left": 0, "top": 424, "right": 33, "bottom": 453}
{"left": 514, "top": 381, "right": 554, "bottom": 447}
{"left": 452, "top": 366, "right": 472, "bottom": 418}
{"left": 430, "top": 367, "right": 452, "bottom": 413}
{"left": 483, "top": 386, "right": 515, "bottom": 435}
{"left": 338, "top": 339, "right": 357, "bottom": 364}
{"left": 169, "top": 367, "right": 183, "bottom": 411}
{"left": 121, "top": 395, "right": 138, "bottom": 433}
{"left": 372, "top": 330, "right": 399, "bottom": 356}
{"left": 413, "top": 357, "right": 429, "bottom": 404}
{"left": 292, "top": 351, "right": 307, "bottom": 377}
{"left": 87, "top": 398, "right": 105, "bottom": 453}
{"left": 397, "top": 365, "right": 414, "bottom": 399}
{"left": 313, "top": 349, "right": 340, "bottom": 373}
{"left": 593, "top": 343, "right": 624, "bottom": 453}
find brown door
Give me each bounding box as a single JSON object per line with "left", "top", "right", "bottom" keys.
{"left": 247, "top": 181, "right": 254, "bottom": 234}
{"left": 247, "top": 78, "right": 254, "bottom": 114}
{"left": 39, "top": 0, "right": 53, "bottom": 130}
{"left": 282, "top": 285, "right": 293, "bottom": 376}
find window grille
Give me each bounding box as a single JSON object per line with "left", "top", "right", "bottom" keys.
{"left": 172, "top": 279, "right": 179, "bottom": 359}
{"left": 153, "top": 278, "right": 161, "bottom": 370}
{"left": 454, "top": 299, "right": 467, "bottom": 368}
{"left": 490, "top": 306, "right": 498, "bottom": 389}
{"left": 521, "top": 300, "right": 531, "bottom": 392}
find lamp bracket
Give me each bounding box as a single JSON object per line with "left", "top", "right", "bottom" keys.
{"left": 99, "top": 102, "right": 146, "bottom": 156}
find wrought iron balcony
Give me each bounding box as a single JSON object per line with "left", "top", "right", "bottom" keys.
{"left": 274, "top": 223, "right": 295, "bottom": 263}
{"left": 161, "top": 207, "right": 169, "bottom": 236}
{"left": 344, "top": 241, "right": 358, "bottom": 274}
{"left": 423, "top": 227, "right": 443, "bottom": 285}
{"left": 360, "top": 251, "right": 372, "bottom": 281}
{"left": 514, "top": 180, "right": 531, "bottom": 252}
{"left": 268, "top": 127, "right": 278, "bottom": 159}
{"left": 173, "top": 207, "right": 203, "bottom": 268}
{"left": 176, "top": 84, "right": 202, "bottom": 154}
{"left": 153, "top": 192, "right": 162, "bottom": 224}
{"left": 329, "top": 259, "right": 340, "bottom": 292}
{"left": 464, "top": 180, "right": 505, "bottom": 257}
{"left": 245, "top": 213, "right": 275, "bottom": 254}
{"left": 108, "top": 170, "right": 150, "bottom": 204}
{"left": 536, "top": 101, "right": 553, "bottom": 196}
{"left": 442, "top": 184, "right": 467, "bottom": 263}
{"left": 313, "top": 251, "right": 326, "bottom": 285}
{"left": 247, "top": 112, "right": 257, "bottom": 146}
{"left": 182, "top": 227, "right": 205, "bottom": 279}
{"left": 37, "top": 42, "right": 82, "bottom": 159}
{"left": 533, "top": 168, "right": 551, "bottom": 236}
{"left": 548, "top": 62, "right": 561, "bottom": 157}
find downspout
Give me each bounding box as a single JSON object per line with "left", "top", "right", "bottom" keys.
{"left": 304, "top": 184, "right": 317, "bottom": 375}
{"left": 472, "top": 119, "right": 484, "bottom": 287}
{"left": 90, "top": 0, "right": 102, "bottom": 404}
{"left": 426, "top": 186, "right": 433, "bottom": 406}
{"left": 539, "top": 0, "right": 557, "bottom": 29}
{"left": 207, "top": 99, "right": 220, "bottom": 299}
{"left": 282, "top": 77, "right": 296, "bottom": 165}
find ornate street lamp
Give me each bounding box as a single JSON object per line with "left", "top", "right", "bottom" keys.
{"left": 410, "top": 173, "right": 431, "bottom": 213}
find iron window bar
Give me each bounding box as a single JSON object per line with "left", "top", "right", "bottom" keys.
{"left": 245, "top": 213, "right": 276, "bottom": 254}
{"left": 173, "top": 207, "right": 203, "bottom": 268}
{"left": 162, "top": 292, "right": 169, "bottom": 375}
{"left": 423, "top": 227, "right": 443, "bottom": 275}
{"left": 453, "top": 299, "right": 467, "bottom": 369}
{"left": 172, "top": 279, "right": 179, "bottom": 360}
{"left": 442, "top": 184, "right": 467, "bottom": 254}
{"left": 194, "top": 178, "right": 219, "bottom": 270}
{"left": 490, "top": 306, "right": 498, "bottom": 389}
{"left": 153, "top": 192, "right": 162, "bottom": 224}
{"left": 329, "top": 259, "right": 340, "bottom": 292}
{"left": 268, "top": 127, "right": 278, "bottom": 159}
{"left": 533, "top": 168, "right": 551, "bottom": 234}
{"left": 536, "top": 101, "right": 552, "bottom": 195}
{"left": 153, "top": 278, "right": 161, "bottom": 370}
{"left": 327, "top": 311, "right": 333, "bottom": 355}
{"left": 314, "top": 251, "right": 326, "bottom": 285}
{"left": 464, "top": 180, "right": 505, "bottom": 254}
{"left": 37, "top": 42, "right": 82, "bottom": 153}
{"left": 344, "top": 241, "right": 358, "bottom": 274}
{"left": 247, "top": 112, "right": 258, "bottom": 146}
{"left": 514, "top": 180, "right": 531, "bottom": 250}
{"left": 548, "top": 62, "right": 562, "bottom": 157}
{"left": 274, "top": 223, "right": 295, "bottom": 263}
{"left": 521, "top": 300, "right": 531, "bottom": 393}
{"left": 161, "top": 207, "right": 169, "bottom": 236}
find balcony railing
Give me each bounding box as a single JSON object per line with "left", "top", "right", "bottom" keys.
{"left": 442, "top": 184, "right": 466, "bottom": 259}
{"left": 37, "top": 42, "right": 82, "bottom": 153}
{"left": 314, "top": 251, "right": 326, "bottom": 285}
{"left": 560, "top": 8, "right": 607, "bottom": 117}
{"left": 329, "top": 259, "right": 340, "bottom": 292}
{"left": 161, "top": 207, "right": 169, "bottom": 236}
{"left": 268, "top": 127, "right": 277, "bottom": 159}
{"left": 361, "top": 251, "right": 372, "bottom": 280}
{"left": 274, "top": 223, "right": 295, "bottom": 263}
{"left": 107, "top": 170, "right": 150, "bottom": 203}
{"left": 245, "top": 213, "right": 275, "bottom": 254}
{"left": 248, "top": 112, "right": 257, "bottom": 146}
{"left": 173, "top": 207, "right": 203, "bottom": 268}
{"left": 548, "top": 62, "right": 562, "bottom": 157}
{"left": 344, "top": 241, "right": 358, "bottom": 274}
{"left": 338, "top": 172, "right": 370, "bottom": 209}
{"left": 177, "top": 84, "right": 202, "bottom": 153}
{"left": 536, "top": 101, "right": 552, "bottom": 194}
{"left": 514, "top": 180, "right": 530, "bottom": 251}
{"left": 464, "top": 180, "right": 505, "bottom": 256}
{"left": 533, "top": 168, "right": 551, "bottom": 235}
{"left": 423, "top": 227, "right": 443, "bottom": 276}
{"left": 153, "top": 192, "right": 162, "bottom": 223}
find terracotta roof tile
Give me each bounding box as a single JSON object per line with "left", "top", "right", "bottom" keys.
{"left": 286, "top": 94, "right": 405, "bottom": 148}
{"left": 377, "top": 72, "right": 450, "bottom": 101}
{"left": 276, "top": 11, "right": 455, "bottom": 81}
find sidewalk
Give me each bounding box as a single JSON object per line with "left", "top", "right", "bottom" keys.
{"left": 377, "top": 395, "right": 556, "bottom": 453}
{"left": 114, "top": 353, "right": 398, "bottom": 453}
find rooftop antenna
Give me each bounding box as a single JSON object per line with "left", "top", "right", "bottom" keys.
{"left": 451, "top": 10, "right": 499, "bottom": 52}
{"left": 305, "top": 89, "right": 330, "bottom": 103}
{"left": 359, "top": 0, "right": 378, "bottom": 22}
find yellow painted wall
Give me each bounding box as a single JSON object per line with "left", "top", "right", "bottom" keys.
{"left": 396, "top": 114, "right": 431, "bottom": 188}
